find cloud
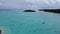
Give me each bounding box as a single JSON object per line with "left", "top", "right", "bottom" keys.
{"left": 0, "top": 3, "right": 2, "bottom": 6}
{"left": 0, "top": 0, "right": 60, "bottom": 9}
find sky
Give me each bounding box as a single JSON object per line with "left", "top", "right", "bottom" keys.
{"left": 0, "top": 0, "right": 60, "bottom": 9}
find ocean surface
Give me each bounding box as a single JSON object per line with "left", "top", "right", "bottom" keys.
{"left": 0, "top": 10, "right": 60, "bottom": 34}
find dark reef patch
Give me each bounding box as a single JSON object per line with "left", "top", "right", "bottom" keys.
{"left": 42, "top": 22, "right": 45, "bottom": 24}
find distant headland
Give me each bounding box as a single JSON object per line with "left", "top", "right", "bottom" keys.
{"left": 39, "top": 9, "right": 60, "bottom": 13}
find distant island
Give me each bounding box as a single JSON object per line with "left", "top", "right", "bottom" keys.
{"left": 24, "top": 10, "right": 35, "bottom": 12}
{"left": 39, "top": 9, "right": 60, "bottom": 13}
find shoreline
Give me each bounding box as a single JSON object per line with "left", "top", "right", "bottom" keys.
{"left": 0, "top": 27, "right": 5, "bottom": 34}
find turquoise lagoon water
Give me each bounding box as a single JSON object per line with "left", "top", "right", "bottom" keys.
{"left": 0, "top": 10, "right": 60, "bottom": 34}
